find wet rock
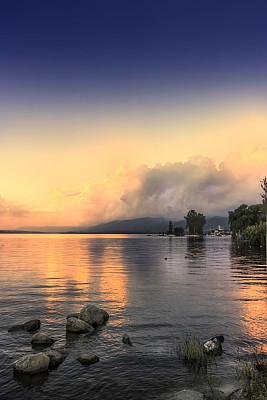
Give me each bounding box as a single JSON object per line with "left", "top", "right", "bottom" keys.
{"left": 44, "top": 347, "right": 68, "bottom": 368}
{"left": 66, "top": 312, "right": 80, "bottom": 319}
{"left": 23, "top": 319, "right": 41, "bottom": 332}
{"left": 76, "top": 354, "right": 99, "bottom": 365}
{"left": 31, "top": 333, "right": 55, "bottom": 346}
{"left": 217, "top": 383, "right": 247, "bottom": 400}
{"left": 122, "top": 333, "right": 132, "bottom": 346}
{"left": 174, "top": 389, "right": 206, "bottom": 399}
{"left": 79, "top": 305, "right": 109, "bottom": 327}
{"left": 66, "top": 317, "right": 94, "bottom": 334}
{"left": 13, "top": 352, "right": 50, "bottom": 374}
{"left": 203, "top": 337, "right": 222, "bottom": 355}
{"left": 211, "top": 335, "right": 224, "bottom": 343}
{"left": 204, "top": 389, "right": 226, "bottom": 400}
{"left": 8, "top": 324, "right": 25, "bottom": 332}
{"left": 8, "top": 319, "right": 41, "bottom": 333}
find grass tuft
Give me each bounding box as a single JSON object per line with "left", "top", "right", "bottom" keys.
{"left": 177, "top": 335, "right": 210, "bottom": 374}
{"left": 236, "top": 349, "right": 267, "bottom": 400}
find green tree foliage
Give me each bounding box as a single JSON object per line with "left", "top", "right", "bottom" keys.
{"left": 184, "top": 210, "right": 206, "bottom": 235}
{"left": 228, "top": 178, "right": 267, "bottom": 245}
{"left": 243, "top": 221, "right": 266, "bottom": 245}
{"left": 228, "top": 204, "right": 263, "bottom": 236}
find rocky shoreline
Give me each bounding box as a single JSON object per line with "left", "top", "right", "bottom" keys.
{"left": 8, "top": 305, "right": 253, "bottom": 399}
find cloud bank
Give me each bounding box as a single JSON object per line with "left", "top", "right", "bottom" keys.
{"left": 1, "top": 146, "right": 266, "bottom": 229}
{"left": 49, "top": 146, "right": 267, "bottom": 226}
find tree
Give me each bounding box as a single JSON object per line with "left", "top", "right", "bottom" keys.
{"left": 168, "top": 221, "right": 173, "bottom": 235}
{"left": 228, "top": 204, "right": 264, "bottom": 236}
{"left": 260, "top": 176, "right": 267, "bottom": 204}
{"left": 184, "top": 210, "right": 206, "bottom": 235}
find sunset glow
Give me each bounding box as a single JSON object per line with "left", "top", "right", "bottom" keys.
{"left": 1, "top": 1, "right": 267, "bottom": 230}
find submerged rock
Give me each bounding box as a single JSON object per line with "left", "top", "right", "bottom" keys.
{"left": 174, "top": 389, "right": 206, "bottom": 399}
{"left": 8, "top": 319, "right": 41, "bottom": 333}
{"left": 79, "top": 305, "right": 109, "bottom": 327}
{"left": 31, "top": 333, "right": 55, "bottom": 346}
{"left": 203, "top": 337, "right": 222, "bottom": 355}
{"left": 13, "top": 352, "right": 50, "bottom": 374}
{"left": 8, "top": 324, "right": 25, "bottom": 332}
{"left": 66, "top": 317, "right": 94, "bottom": 334}
{"left": 44, "top": 347, "right": 68, "bottom": 368}
{"left": 122, "top": 333, "right": 132, "bottom": 346}
{"left": 76, "top": 354, "right": 99, "bottom": 365}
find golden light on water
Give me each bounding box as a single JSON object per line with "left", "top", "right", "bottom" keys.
{"left": 237, "top": 275, "right": 267, "bottom": 352}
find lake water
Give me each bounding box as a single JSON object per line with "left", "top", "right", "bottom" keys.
{"left": 0, "top": 234, "right": 266, "bottom": 399}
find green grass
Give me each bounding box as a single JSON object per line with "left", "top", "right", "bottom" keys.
{"left": 177, "top": 335, "right": 210, "bottom": 374}
{"left": 178, "top": 335, "right": 205, "bottom": 361}
{"left": 236, "top": 349, "right": 267, "bottom": 400}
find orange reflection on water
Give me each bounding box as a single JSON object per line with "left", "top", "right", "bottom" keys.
{"left": 238, "top": 282, "right": 267, "bottom": 352}
{"left": 42, "top": 235, "right": 129, "bottom": 322}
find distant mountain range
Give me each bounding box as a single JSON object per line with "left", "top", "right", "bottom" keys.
{"left": 15, "top": 216, "right": 229, "bottom": 234}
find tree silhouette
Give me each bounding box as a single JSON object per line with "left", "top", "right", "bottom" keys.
{"left": 260, "top": 176, "right": 267, "bottom": 204}
{"left": 184, "top": 210, "right": 206, "bottom": 235}
{"left": 168, "top": 220, "right": 173, "bottom": 235}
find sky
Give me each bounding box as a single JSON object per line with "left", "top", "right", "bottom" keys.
{"left": 1, "top": 0, "right": 267, "bottom": 229}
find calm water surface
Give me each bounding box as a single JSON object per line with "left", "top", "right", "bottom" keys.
{"left": 0, "top": 234, "right": 266, "bottom": 399}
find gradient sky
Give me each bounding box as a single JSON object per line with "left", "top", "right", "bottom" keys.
{"left": 1, "top": 0, "right": 267, "bottom": 228}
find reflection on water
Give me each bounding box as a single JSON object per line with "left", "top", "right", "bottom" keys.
{"left": 0, "top": 234, "right": 266, "bottom": 400}
{"left": 230, "top": 243, "right": 267, "bottom": 353}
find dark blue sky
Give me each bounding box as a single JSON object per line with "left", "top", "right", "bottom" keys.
{"left": 1, "top": 0, "right": 267, "bottom": 101}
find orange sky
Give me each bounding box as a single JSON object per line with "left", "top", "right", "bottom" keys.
{"left": 1, "top": 94, "right": 266, "bottom": 229}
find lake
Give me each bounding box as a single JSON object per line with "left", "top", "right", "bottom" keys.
{"left": 0, "top": 234, "right": 266, "bottom": 399}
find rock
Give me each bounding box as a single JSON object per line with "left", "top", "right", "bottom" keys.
{"left": 31, "top": 333, "right": 55, "bottom": 346}
{"left": 66, "top": 317, "right": 94, "bottom": 334}
{"left": 76, "top": 354, "right": 99, "bottom": 365}
{"left": 217, "top": 383, "right": 247, "bottom": 400}
{"left": 203, "top": 337, "right": 222, "bottom": 355}
{"left": 44, "top": 347, "right": 68, "bottom": 368}
{"left": 13, "top": 352, "right": 50, "bottom": 374}
{"left": 174, "top": 389, "right": 206, "bottom": 399}
{"left": 66, "top": 312, "right": 80, "bottom": 319}
{"left": 122, "top": 333, "right": 132, "bottom": 345}
{"left": 23, "top": 319, "right": 41, "bottom": 332}
{"left": 8, "top": 319, "right": 41, "bottom": 333}
{"left": 8, "top": 324, "right": 25, "bottom": 332}
{"left": 79, "top": 305, "right": 109, "bottom": 327}
{"left": 204, "top": 389, "right": 226, "bottom": 400}
{"left": 211, "top": 335, "right": 224, "bottom": 343}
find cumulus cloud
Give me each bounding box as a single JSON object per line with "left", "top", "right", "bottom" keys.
{"left": 2, "top": 146, "right": 266, "bottom": 229}
{"left": 47, "top": 146, "right": 267, "bottom": 226}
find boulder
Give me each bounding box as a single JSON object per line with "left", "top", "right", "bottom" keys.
{"left": 31, "top": 333, "right": 55, "bottom": 346}
{"left": 76, "top": 354, "right": 99, "bottom": 365}
{"left": 23, "top": 319, "right": 41, "bottom": 332}
{"left": 66, "top": 312, "right": 80, "bottom": 319}
{"left": 66, "top": 317, "right": 94, "bottom": 334}
{"left": 79, "top": 305, "right": 109, "bottom": 327}
{"left": 8, "top": 324, "right": 25, "bottom": 332}
{"left": 122, "top": 333, "right": 132, "bottom": 346}
{"left": 203, "top": 337, "right": 222, "bottom": 355}
{"left": 44, "top": 347, "right": 68, "bottom": 368}
{"left": 212, "top": 335, "right": 224, "bottom": 343}
{"left": 174, "top": 390, "right": 206, "bottom": 400}
{"left": 13, "top": 352, "right": 50, "bottom": 374}
{"left": 217, "top": 383, "right": 246, "bottom": 400}
{"left": 8, "top": 319, "right": 41, "bottom": 333}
